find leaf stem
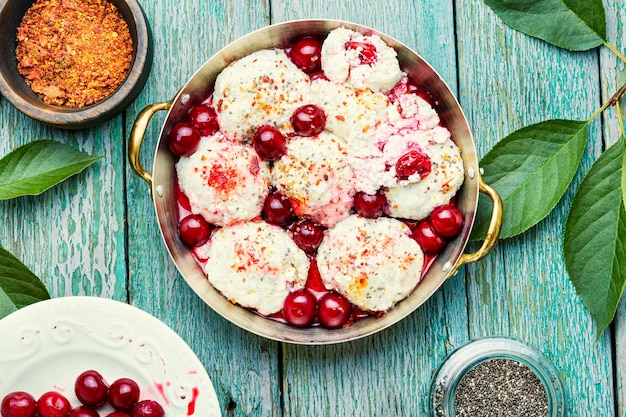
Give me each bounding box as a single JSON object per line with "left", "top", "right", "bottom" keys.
{"left": 605, "top": 41, "right": 626, "bottom": 64}
{"left": 588, "top": 83, "right": 626, "bottom": 122}
{"left": 617, "top": 101, "right": 625, "bottom": 139}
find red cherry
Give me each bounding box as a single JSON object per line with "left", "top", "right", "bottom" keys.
{"left": 395, "top": 150, "right": 431, "bottom": 180}
{"left": 317, "top": 292, "right": 352, "bottom": 329}
{"left": 167, "top": 122, "right": 201, "bottom": 156}
{"left": 75, "top": 370, "right": 109, "bottom": 407}
{"left": 353, "top": 190, "right": 387, "bottom": 218}
{"left": 344, "top": 41, "right": 377, "bottom": 65}
{"left": 291, "top": 105, "right": 326, "bottom": 136}
{"left": 283, "top": 289, "right": 317, "bottom": 327}
{"left": 105, "top": 413, "right": 130, "bottom": 417}
{"left": 262, "top": 192, "right": 295, "bottom": 226}
{"left": 108, "top": 378, "right": 140, "bottom": 412}
{"left": 253, "top": 125, "right": 287, "bottom": 161}
{"left": 130, "top": 400, "right": 164, "bottom": 417}
{"left": 411, "top": 220, "right": 445, "bottom": 254}
{"left": 187, "top": 105, "right": 219, "bottom": 136}
{"left": 36, "top": 392, "right": 71, "bottom": 417}
{"left": 68, "top": 407, "right": 99, "bottom": 417}
{"left": 290, "top": 219, "right": 325, "bottom": 252}
{"left": 289, "top": 38, "right": 322, "bottom": 73}
{"left": 178, "top": 214, "right": 213, "bottom": 247}
{"left": 430, "top": 204, "right": 464, "bottom": 237}
{"left": 1, "top": 392, "right": 37, "bottom": 417}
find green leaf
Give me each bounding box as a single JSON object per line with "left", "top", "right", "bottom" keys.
{"left": 483, "top": 0, "right": 607, "bottom": 51}
{"left": 0, "top": 140, "right": 102, "bottom": 200}
{"left": 472, "top": 119, "right": 588, "bottom": 240}
{"left": 563, "top": 141, "right": 626, "bottom": 337}
{"left": 622, "top": 139, "right": 626, "bottom": 212}
{"left": 0, "top": 245, "right": 50, "bottom": 319}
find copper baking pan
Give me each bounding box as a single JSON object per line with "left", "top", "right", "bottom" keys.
{"left": 128, "top": 19, "right": 502, "bottom": 344}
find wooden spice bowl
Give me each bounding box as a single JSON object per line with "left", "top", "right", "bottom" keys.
{"left": 0, "top": 0, "right": 153, "bottom": 129}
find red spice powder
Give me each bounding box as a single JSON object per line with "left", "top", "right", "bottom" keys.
{"left": 15, "top": 0, "right": 134, "bottom": 107}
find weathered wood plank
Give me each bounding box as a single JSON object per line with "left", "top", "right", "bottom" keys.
{"left": 272, "top": 1, "right": 465, "bottom": 416}
{"left": 0, "top": 100, "right": 128, "bottom": 302}
{"left": 123, "top": 1, "right": 280, "bottom": 416}
{"left": 457, "top": 0, "right": 614, "bottom": 415}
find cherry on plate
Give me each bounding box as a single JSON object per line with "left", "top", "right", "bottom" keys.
{"left": 68, "top": 406, "right": 100, "bottom": 417}
{"left": 253, "top": 125, "right": 287, "bottom": 161}
{"left": 283, "top": 289, "right": 317, "bottom": 327}
{"left": 289, "top": 38, "right": 322, "bottom": 73}
{"left": 108, "top": 378, "right": 140, "bottom": 412}
{"left": 290, "top": 219, "right": 325, "bottom": 252}
{"left": 430, "top": 204, "right": 464, "bottom": 237}
{"left": 75, "top": 369, "right": 109, "bottom": 407}
{"left": 353, "top": 190, "right": 387, "bottom": 219}
{"left": 395, "top": 150, "right": 431, "bottom": 180}
{"left": 167, "top": 122, "right": 201, "bottom": 156}
{"left": 1, "top": 391, "right": 37, "bottom": 417}
{"left": 187, "top": 104, "right": 219, "bottom": 136}
{"left": 262, "top": 192, "right": 295, "bottom": 226}
{"left": 317, "top": 292, "right": 352, "bottom": 329}
{"left": 36, "top": 392, "right": 71, "bottom": 417}
{"left": 411, "top": 220, "right": 445, "bottom": 254}
{"left": 291, "top": 104, "right": 326, "bottom": 137}
{"left": 130, "top": 400, "right": 164, "bottom": 417}
{"left": 178, "top": 214, "right": 214, "bottom": 247}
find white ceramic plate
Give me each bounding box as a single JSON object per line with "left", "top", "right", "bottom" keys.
{"left": 0, "top": 296, "right": 221, "bottom": 417}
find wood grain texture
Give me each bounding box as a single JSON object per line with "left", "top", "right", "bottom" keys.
{"left": 124, "top": 1, "right": 280, "bottom": 416}
{"left": 0, "top": 99, "right": 127, "bottom": 302}
{"left": 457, "top": 0, "right": 614, "bottom": 416}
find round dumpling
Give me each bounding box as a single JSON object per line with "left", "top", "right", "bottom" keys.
{"left": 317, "top": 215, "right": 424, "bottom": 312}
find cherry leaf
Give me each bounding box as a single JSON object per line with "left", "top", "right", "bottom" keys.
{"left": 472, "top": 119, "right": 588, "bottom": 240}
{"left": 483, "top": 0, "right": 607, "bottom": 51}
{"left": 563, "top": 141, "right": 626, "bottom": 337}
{"left": 0, "top": 140, "right": 102, "bottom": 200}
{"left": 622, "top": 140, "right": 626, "bottom": 212}
{"left": 0, "top": 245, "right": 50, "bottom": 319}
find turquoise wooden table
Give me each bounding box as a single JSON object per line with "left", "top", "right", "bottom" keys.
{"left": 1, "top": 0, "right": 624, "bottom": 415}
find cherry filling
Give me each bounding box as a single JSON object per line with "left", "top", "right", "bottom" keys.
{"left": 168, "top": 35, "right": 466, "bottom": 330}
{"left": 395, "top": 149, "right": 432, "bottom": 180}
{"left": 344, "top": 41, "right": 377, "bottom": 65}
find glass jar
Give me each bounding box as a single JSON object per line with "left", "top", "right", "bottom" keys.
{"left": 429, "top": 337, "right": 566, "bottom": 417}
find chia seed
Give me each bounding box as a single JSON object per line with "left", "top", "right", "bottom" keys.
{"left": 453, "top": 358, "right": 548, "bottom": 417}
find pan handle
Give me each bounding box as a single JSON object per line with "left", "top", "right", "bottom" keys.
{"left": 449, "top": 176, "right": 503, "bottom": 276}
{"left": 128, "top": 101, "right": 172, "bottom": 188}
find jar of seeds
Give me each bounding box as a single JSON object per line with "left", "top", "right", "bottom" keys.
{"left": 429, "top": 337, "right": 566, "bottom": 417}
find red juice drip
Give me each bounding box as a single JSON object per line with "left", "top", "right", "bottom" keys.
{"left": 187, "top": 387, "right": 200, "bottom": 416}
